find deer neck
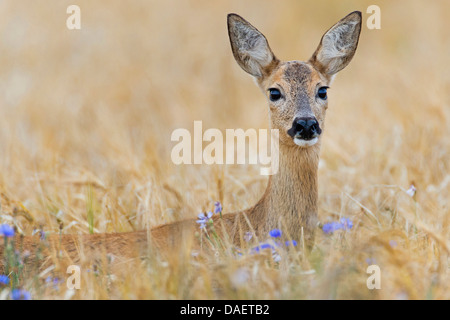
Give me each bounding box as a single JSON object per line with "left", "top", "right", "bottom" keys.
{"left": 251, "top": 143, "right": 320, "bottom": 241}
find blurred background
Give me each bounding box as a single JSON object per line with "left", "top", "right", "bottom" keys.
{"left": 0, "top": 0, "right": 448, "bottom": 299}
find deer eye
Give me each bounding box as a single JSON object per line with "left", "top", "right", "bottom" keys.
{"left": 268, "top": 88, "right": 282, "bottom": 102}
{"left": 317, "top": 87, "right": 328, "bottom": 100}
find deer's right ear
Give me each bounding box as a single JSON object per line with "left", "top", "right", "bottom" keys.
{"left": 227, "top": 14, "right": 279, "bottom": 78}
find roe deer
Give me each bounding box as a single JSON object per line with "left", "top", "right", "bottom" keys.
{"left": 0, "top": 12, "right": 361, "bottom": 272}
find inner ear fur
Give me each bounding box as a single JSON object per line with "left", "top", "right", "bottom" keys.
{"left": 309, "top": 11, "right": 362, "bottom": 77}
{"left": 227, "top": 13, "right": 280, "bottom": 78}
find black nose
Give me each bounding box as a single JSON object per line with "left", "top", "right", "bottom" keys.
{"left": 287, "top": 117, "right": 322, "bottom": 140}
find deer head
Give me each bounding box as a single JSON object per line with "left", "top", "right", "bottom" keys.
{"left": 227, "top": 12, "right": 362, "bottom": 149}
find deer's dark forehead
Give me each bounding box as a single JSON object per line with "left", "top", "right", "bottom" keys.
{"left": 282, "top": 62, "right": 312, "bottom": 84}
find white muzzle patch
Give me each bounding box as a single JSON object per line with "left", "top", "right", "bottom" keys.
{"left": 293, "top": 136, "right": 319, "bottom": 148}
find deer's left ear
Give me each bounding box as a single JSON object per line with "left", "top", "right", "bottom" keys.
{"left": 227, "top": 14, "right": 279, "bottom": 78}
{"left": 309, "top": 11, "right": 362, "bottom": 77}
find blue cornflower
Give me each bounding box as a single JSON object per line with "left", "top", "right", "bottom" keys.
{"left": 389, "top": 240, "right": 398, "bottom": 248}
{"left": 340, "top": 217, "right": 353, "bottom": 230}
{"left": 0, "top": 224, "right": 15, "bottom": 238}
{"left": 269, "top": 229, "right": 282, "bottom": 238}
{"left": 323, "top": 217, "right": 354, "bottom": 234}
{"left": 11, "top": 289, "right": 31, "bottom": 300}
{"left": 45, "top": 276, "right": 61, "bottom": 290}
{"left": 250, "top": 238, "right": 299, "bottom": 262}
{"left": 196, "top": 211, "right": 213, "bottom": 229}
{"left": 251, "top": 243, "right": 275, "bottom": 253}
{"left": 285, "top": 240, "right": 297, "bottom": 247}
{"left": 0, "top": 275, "right": 10, "bottom": 285}
{"left": 214, "top": 201, "right": 222, "bottom": 214}
{"left": 322, "top": 221, "right": 343, "bottom": 234}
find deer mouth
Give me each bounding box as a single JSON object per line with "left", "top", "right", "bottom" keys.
{"left": 293, "top": 136, "right": 319, "bottom": 148}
